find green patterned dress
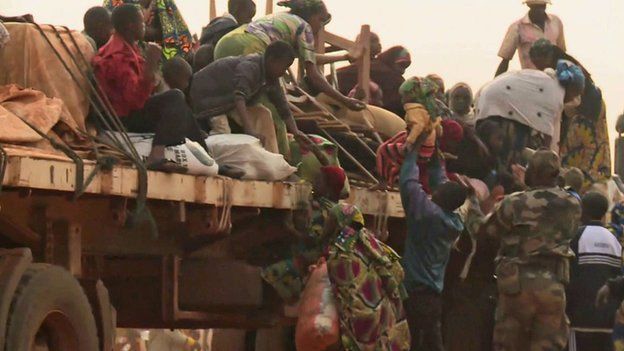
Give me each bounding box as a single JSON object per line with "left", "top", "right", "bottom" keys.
{"left": 213, "top": 12, "right": 318, "bottom": 156}
{"left": 104, "top": 0, "right": 193, "bottom": 59}
{"left": 261, "top": 198, "right": 361, "bottom": 302}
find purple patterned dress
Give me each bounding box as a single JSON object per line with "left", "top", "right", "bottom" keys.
{"left": 327, "top": 205, "right": 411, "bottom": 351}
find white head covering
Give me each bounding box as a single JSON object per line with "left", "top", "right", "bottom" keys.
{"left": 524, "top": 0, "right": 551, "bottom": 5}
{"left": 474, "top": 69, "right": 564, "bottom": 138}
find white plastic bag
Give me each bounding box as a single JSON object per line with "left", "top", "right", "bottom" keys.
{"left": 104, "top": 132, "right": 219, "bottom": 176}
{"left": 206, "top": 134, "right": 297, "bottom": 181}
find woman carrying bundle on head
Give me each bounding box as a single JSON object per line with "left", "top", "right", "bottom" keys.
{"left": 529, "top": 38, "right": 611, "bottom": 185}
{"left": 474, "top": 58, "right": 585, "bottom": 167}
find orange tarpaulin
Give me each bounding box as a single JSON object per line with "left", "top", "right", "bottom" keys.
{"left": 0, "top": 23, "right": 94, "bottom": 133}
{"left": 0, "top": 84, "right": 73, "bottom": 143}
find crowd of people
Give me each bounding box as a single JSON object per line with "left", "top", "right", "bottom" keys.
{"left": 1, "top": 0, "right": 624, "bottom": 350}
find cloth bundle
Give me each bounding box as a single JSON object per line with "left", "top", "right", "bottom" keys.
{"left": 0, "top": 84, "right": 82, "bottom": 145}
{"left": 376, "top": 131, "right": 408, "bottom": 188}
{"left": 404, "top": 103, "right": 438, "bottom": 157}
{"left": 295, "top": 259, "right": 340, "bottom": 351}
{"left": 0, "top": 24, "right": 94, "bottom": 134}
{"left": 206, "top": 134, "right": 297, "bottom": 181}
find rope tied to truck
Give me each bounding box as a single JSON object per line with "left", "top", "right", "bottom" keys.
{"left": 216, "top": 177, "right": 233, "bottom": 234}
{"left": 30, "top": 24, "right": 156, "bottom": 236}
{"left": 372, "top": 189, "right": 390, "bottom": 239}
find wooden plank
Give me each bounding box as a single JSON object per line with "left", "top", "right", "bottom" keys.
{"left": 347, "top": 187, "right": 405, "bottom": 218}
{"left": 1, "top": 156, "right": 311, "bottom": 210}
{"left": 323, "top": 31, "right": 355, "bottom": 52}
{"left": 356, "top": 25, "right": 371, "bottom": 103}
{"left": 209, "top": 0, "right": 217, "bottom": 21}
{"left": 0, "top": 154, "right": 405, "bottom": 218}
{"left": 265, "top": 0, "right": 273, "bottom": 15}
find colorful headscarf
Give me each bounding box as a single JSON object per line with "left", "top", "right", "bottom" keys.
{"left": 399, "top": 76, "right": 440, "bottom": 118}
{"left": 426, "top": 74, "right": 445, "bottom": 95}
{"left": 556, "top": 60, "right": 585, "bottom": 92}
{"left": 320, "top": 166, "right": 346, "bottom": 200}
{"left": 277, "top": 0, "right": 325, "bottom": 15}
{"left": 104, "top": 0, "right": 193, "bottom": 59}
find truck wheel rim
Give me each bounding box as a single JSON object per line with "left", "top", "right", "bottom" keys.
{"left": 31, "top": 311, "right": 79, "bottom": 351}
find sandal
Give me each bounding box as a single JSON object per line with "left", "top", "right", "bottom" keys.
{"left": 218, "top": 165, "right": 246, "bottom": 179}
{"left": 146, "top": 159, "right": 188, "bottom": 173}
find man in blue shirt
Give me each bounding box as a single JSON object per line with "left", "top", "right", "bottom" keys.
{"left": 400, "top": 133, "right": 468, "bottom": 351}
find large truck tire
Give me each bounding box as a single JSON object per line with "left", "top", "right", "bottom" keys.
{"left": 5, "top": 264, "right": 99, "bottom": 351}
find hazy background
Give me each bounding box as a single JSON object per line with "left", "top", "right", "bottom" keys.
{"left": 2, "top": 0, "right": 623, "bottom": 152}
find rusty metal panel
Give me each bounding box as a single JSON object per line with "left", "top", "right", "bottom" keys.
{"left": 178, "top": 258, "right": 263, "bottom": 311}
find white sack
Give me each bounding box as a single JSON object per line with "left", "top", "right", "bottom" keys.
{"left": 206, "top": 134, "right": 297, "bottom": 181}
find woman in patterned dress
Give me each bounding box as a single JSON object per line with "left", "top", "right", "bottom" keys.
{"left": 263, "top": 144, "right": 410, "bottom": 350}
{"left": 529, "top": 38, "right": 611, "bottom": 185}
{"left": 326, "top": 205, "right": 411, "bottom": 351}
{"left": 261, "top": 162, "right": 354, "bottom": 302}
{"left": 104, "top": 0, "right": 193, "bottom": 59}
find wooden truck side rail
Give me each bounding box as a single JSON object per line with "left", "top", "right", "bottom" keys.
{"left": 0, "top": 148, "right": 404, "bottom": 218}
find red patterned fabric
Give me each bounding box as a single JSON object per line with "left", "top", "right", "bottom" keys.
{"left": 376, "top": 131, "right": 408, "bottom": 187}
{"left": 440, "top": 119, "right": 464, "bottom": 153}
{"left": 320, "top": 166, "right": 347, "bottom": 200}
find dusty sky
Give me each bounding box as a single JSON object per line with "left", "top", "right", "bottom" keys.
{"left": 3, "top": 0, "right": 624, "bottom": 150}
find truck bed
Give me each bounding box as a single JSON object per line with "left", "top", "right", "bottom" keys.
{"left": 0, "top": 146, "right": 405, "bottom": 218}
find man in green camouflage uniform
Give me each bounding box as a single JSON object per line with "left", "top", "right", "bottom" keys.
{"left": 474, "top": 150, "right": 582, "bottom": 351}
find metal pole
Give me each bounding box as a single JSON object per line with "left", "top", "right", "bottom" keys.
{"left": 317, "top": 128, "right": 379, "bottom": 184}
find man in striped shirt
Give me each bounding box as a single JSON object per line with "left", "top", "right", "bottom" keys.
{"left": 568, "top": 192, "right": 622, "bottom": 351}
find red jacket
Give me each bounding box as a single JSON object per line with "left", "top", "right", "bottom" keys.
{"left": 92, "top": 34, "right": 154, "bottom": 117}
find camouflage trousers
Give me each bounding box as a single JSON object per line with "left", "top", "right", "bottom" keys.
{"left": 493, "top": 270, "right": 569, "bottom": 351}
{"left": 614, "top": 301, "right": 624, "bottom": 351}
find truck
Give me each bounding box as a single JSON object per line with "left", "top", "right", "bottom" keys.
{"left": 0, "top": 7, "right": 406, "bottom": 351}
{"left": 0, "top": 143, "right": 404, "bottom": 350}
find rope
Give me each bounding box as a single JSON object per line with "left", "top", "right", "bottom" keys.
{"left": 216, "top": 177, "right": 233, "bottom": 234}
{"left": 0, "top": 144, "right": 7, "bottom": 194}
{"left": 60, "top": 26, "right": 142, "bottom": 160}
{"left": 34, "top": 24, "right": 124, "bottom": 152}
{"left": 373, "top": 190, "right": 390, "bottom": 239}
{"left": 33, "top": 24, "right": 154, "bottom": 235}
